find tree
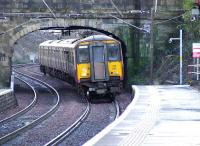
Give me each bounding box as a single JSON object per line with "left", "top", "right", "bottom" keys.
{"left": 183, "top": 0, "right": 200, "bottom": 56}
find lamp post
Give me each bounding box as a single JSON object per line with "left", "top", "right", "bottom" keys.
{"left": 169, "top": 29, "right": 183, "bottom": 85}
{"left": 154, "top": 0, "right": 158, "bottom": 13}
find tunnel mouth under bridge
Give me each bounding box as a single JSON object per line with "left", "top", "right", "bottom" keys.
{"left": 11, "top": 25, "right": 128, "bottom": 87}
{"left": 39, "top": 25, "right": 127, "bottom": 56}
{"left": 0, "top": 15, "right": 133, "bottom": 89}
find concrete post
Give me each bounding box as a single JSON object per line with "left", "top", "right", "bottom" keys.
{"left": 150, "top": 8, "right": 154, "bottom": 84}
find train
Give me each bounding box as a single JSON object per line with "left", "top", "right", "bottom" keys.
{"left": 38, "top": 35, "right": 124, "bottom": 97}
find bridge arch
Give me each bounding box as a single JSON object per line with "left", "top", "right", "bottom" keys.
{"left": 1, "top": 18, "right": 129, "bottom": 87}
{"left": 40, "top": 25, "right": 127, "bottom": 57}
{"left": 5, "top": 18, "right": 128, "bottom": 55}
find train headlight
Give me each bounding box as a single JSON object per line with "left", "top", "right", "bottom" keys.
{"left": 113, "top": 71, "right": 119, "bottom": 75}
{"left": 112, "top": 67, "right": 119, "bottom": 75}
{"left": 81, "top": 68, "right": 88, "bottom": 77}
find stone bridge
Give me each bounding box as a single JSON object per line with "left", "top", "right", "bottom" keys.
{"left": 0, "top": 17, "right": 135, "bottom": 88}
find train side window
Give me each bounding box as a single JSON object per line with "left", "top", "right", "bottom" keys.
{"left": 107, "top": 44, "right": 121, "bottom": 61}
{"left": 69, "top": 52, "right": 71, "bottom": 63}
{"left": 71, "top": 52, "right": 74, "bottom": 65}
{"left": 77, "top": 46, "right": 89, "bottom": 63}
{"left": 70, "top": 52, "right": 73, "bottom": 63}
{"left": 64, "top": 51, "right": 69, "bottom": 60}
{"left": 64, "top": 51, "right": 69, "bottom": 71}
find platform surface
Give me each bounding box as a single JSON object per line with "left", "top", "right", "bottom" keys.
{"left": 84, "top": 85, "right": 200, "bottom": 146}
{"left": 0, "top": 89, "right": 13, "bottom": 96}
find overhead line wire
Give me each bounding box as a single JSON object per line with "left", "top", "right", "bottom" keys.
{"left": 155, "top": 9, "right": 192, "bottom": 25}
{"left": 110, "top": 15, "right": 148, "bottom": 33}
{"left": 109, "top": 0, "right": 123, "bottom": 17}
{"left": 42, "top": 0, "right": 57, "bottom": 19}
{"left": 155, "top": 13, "right": 184, "bottom": 25}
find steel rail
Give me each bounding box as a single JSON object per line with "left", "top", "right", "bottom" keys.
{"left": 14, "top": 64, "right": 43, "bottom": 77}
{"left": 23, "top": 65, "right": 44, "bottom": 77}
{"left": 16, "top": 64, "right": 91, "bottom": 146}
{"left": 12, "top": 63, "right": 36, "bottom": 69}
{"left": 0, "top": 76, "right": 37, "bottom": 125}
{"left": 45, "top": 97, "right": 119, "bottom": 146}
{"left": 44, "top": 97, "right": 90, "bottom": 146}
{"left": 15, "top": 64, "right": 117, "bottom": 145}
{"left": 113, "top": 99, "right": 120, "bottom": 120}
{"left": 0, "top": 70, "right": 60, "bottom": 145}
{"left": 27, "top": 71, "right": 44, "bottom": 77}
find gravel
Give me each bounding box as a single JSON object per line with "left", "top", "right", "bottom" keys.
{"left": 0, "top": 79, "right": 56, "bottom": 138}
{"left": 3, "top": 65, "right": 132, "bottom": 146}
{"left": 4, "top": 67, "right": 87, "bottom": 146}
{"left": 29, "top": 65, "right": 133, "bottom": 146}
{"left": 0, "top": 79, "right": 34, "bottom": 121}
{"left": 59, "top": 102, "right": 115, "bottom": 146}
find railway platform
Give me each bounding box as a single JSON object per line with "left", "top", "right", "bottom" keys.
{"left": 0, "top": 89, "right": 12, "bottom": 96}
{"left": 84, "top": 85, "right": 200, "bottom": 146}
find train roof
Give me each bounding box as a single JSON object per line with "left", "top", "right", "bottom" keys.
{"left": 80, "top": 35, "right": 116, "bottom": 42}
{"left": 39, "top": 39, "right": 78, "bottom": 48}
{"left": 39, "top": 35, "right": 117, "bottom": 48}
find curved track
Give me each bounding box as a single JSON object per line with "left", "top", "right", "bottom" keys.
{"left": 0, "top": 76, "right": 37, "bottom": 125}
{"left": 11, "top": 64, "right": 123, "bottom": 145}
{"left": 16, "top": 65, "right": 91, "bottom": 146}
{"left": 0, "top": 70, "right": 60, "bottom": 145}
{"left": 44, "top": 96, "right": 120, "bottom": 146}
{"left": 44, "top": 98, "right": 90, "bottom": 146}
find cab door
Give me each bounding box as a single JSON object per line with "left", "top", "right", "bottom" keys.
{"left": 91, "top": 45, "right": 108, "bottom": 81}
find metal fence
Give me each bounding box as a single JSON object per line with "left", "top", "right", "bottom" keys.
{"left": 188, "top": 64, "right": 200, "bottom": 81}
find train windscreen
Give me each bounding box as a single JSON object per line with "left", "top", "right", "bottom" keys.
{"left": 77, "top": 46, "right": 89, "bottom": 63}
{"left": 107, "top": 44, "right": 121, "bottom": 61}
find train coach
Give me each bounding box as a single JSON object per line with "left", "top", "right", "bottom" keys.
{"left": 38, "top": 35, "right": 124, "bottom": 97}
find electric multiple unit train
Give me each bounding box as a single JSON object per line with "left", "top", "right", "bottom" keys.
{"left": 38, "top": 35, "right": 124, "bottom": 96}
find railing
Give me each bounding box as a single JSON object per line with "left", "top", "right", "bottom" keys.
{"left": 188, "top": 64, "right": 200, "bottom": 81}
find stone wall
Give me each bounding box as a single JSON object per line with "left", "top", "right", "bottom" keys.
{"left": 0, "top": 0, "right": 182, "bottom": 13}
{"left": 0, "top": 90, "right": 17, "bottom": 113}
{"left": 0, "top": 53, "right": 11, "bottom": 88}
{"left": 0, "top": 0, "right": 136, "bottom": 13}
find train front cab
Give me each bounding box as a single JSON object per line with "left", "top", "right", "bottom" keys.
{"left": 76, "top": 40, "right": 123, "bottom": 96}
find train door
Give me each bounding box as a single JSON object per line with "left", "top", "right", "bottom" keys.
{"left": 91, "top": 46, "right": 108, "bottom": 81}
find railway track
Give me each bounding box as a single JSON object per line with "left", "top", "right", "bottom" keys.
{"left": 113, "top": 99, "right": 120, "bottom": 120}
{"left": 14, "top": 65, "right": 92, "bottom": 145}
{"left": 0, "top": 76, "right": 37, "bottom": 125}
{"left": 4, "top": 64, "right": 124, "bottom": 145}
{"left": 44, "top": 97, "right": 120, "bottom": 146}
{"left": 23, "top": 64, "right": 44, "bottom": 77}
{"left": 0, "top": 70, "right": 60, "bottom": 145}
{"left": 22, "top": 64, "right": 120, "bottom": 121}
{"left": 44, "top": 98, "right": 90, "bottom": 146}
